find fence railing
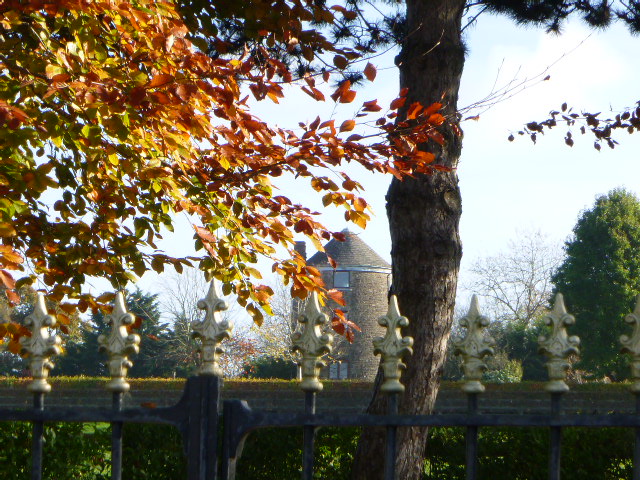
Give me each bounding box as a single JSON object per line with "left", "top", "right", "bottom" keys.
{"left": 3, "top": 280, "right": 640, "bottom": 480}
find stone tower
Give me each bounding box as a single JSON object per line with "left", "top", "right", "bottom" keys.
{"left": 305, "top": 229, "right": 391, "bottom": 381}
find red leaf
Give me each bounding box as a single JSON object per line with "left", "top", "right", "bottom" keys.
{"left": 362, "top": 100, "right": 382, "bottom": 112}
{"left": 363, "top": 63, "right": 377, "bottom": 82}
{"left": 333, "top": 55, "right": 348, "bottom": 70}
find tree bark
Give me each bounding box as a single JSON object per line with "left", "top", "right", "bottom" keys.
{"left": 351, "top": 1, "right": 466, "bottom": 479}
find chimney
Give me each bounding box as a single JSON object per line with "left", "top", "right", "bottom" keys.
{"left": 294, "top": 241, "right": 307, "bottom": 260}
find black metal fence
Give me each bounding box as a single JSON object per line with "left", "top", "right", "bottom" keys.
{"left": 3, "top": 285, "right": 640, "bottom": 480}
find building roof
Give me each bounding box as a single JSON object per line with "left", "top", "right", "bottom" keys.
{"left": 307, "top": 229, "right": 391, "bottom": 270}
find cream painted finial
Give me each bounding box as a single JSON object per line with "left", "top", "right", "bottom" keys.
{"left": 372, "top": 296, "right": 413, "bottom": 394}
{"left": 192, "top": 280, "right": 232, "bottom": 377}
{"left": 452, "top": 295, "right": 495, "bottom": 394}
{"left": 291, "top": 291, "right": 333, "bottom": 393}
{"left": 620, "top": 295, "right": 640, "bottom": 392}
{"left": 538, "top": 294, "right": 580, "bottom": 393}
{"left": 20, "top": 293, "right": 61, "bottom": 393}
{"left": 98, "top": 292, "right": 141, "bottom": 392}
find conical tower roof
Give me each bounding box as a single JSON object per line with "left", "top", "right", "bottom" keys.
{"left": 307, "top": 229, "right": 390, "bottom": 270}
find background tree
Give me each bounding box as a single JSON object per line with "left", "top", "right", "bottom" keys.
{"left": 56, "top": 289, "right": 173, "bottom": 377}
{"left": 161, "top": 270, "right": 258, "bottom": 377}
{"left": 553, "top": 188, "right": 640, "bottom": 378}
{"left": 467, "top": 231, "right": 561, "bottom": 325}
{"left": 458, "top": 231, "right": 562, "bottom": 380}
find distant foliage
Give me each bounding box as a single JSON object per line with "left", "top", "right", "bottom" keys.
{"left": 553, "top": 189, "right": 640, "bottom": 378}
{"left": 243, "top": 356, "right": 298, "bottom": 379}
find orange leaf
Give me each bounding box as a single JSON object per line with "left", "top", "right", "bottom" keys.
{"left": 148, "top": 74, "right": 174, "bottom": 88}
{"left": 327, "top": 288, "right": 346, "bottom": 306}
{"left": 414, "top": 151, "right": 436, "bottom": 163}
{"left": 424, "top": 102, "right": 442, "bottom": 116}
{"left": 331, "top": 80, "right": 351, "bottom": 102}
{"left": 339, "top": 90, "right": 356, "bottom": 104}
{"left": 195, "top": 226, "right": 216, "bottom": 242}
{"left": 8, "top": 338, "right": 20, "bottom": 354}
{"left": 6, "top": 289, "right": 19, "bottom": 305}
{"left": 363, "top": 63, "right": 376, "bottom": 82}
{"left": 0, "top": 270, "right": 15, "bottom": 290}
{"left": 390, "top": 97, "right": 406, "bottom": 110}
{"left": 339, "top": 120, "right": 355, "bottom": 132}
{"left": 406, "top": 102, "right": 423, "bottom": 120}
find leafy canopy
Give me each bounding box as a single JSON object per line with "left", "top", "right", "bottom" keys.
{"left": 0, "top": 1, "right": 446, "bottom": 342}
{"left": 553, "top": 188, "right": 640, "bottom": 376}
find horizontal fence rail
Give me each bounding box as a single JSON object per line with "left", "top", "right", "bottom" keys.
{"left": 3, "top": 280, "right": 640, "bottom": 479}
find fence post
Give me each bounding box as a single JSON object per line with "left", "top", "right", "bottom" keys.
{"left": 20, "top": 294, "right": 61, "bottom": 480}
{"left": 188, "top": 280, "right": 233, "bottom": 480}
{"left": 373, "top": 295, "right": 414, "bottom": 480}
{"left": 539, "top": 294, "right": 580, "bottom": 480}
{"left": 291, "top": 292, "right": 333, "bottom": 480}
{"left": 620, "top": 295, "right": 640, "bottom": 480}
{"left": 97, "top": 291, "right": 140, "bottom": 480}
{"left": 452, "top": 295, "right": 494, "bottom": 480}
{"left": 186, "top": 375, "right": 221, "bottom": 480}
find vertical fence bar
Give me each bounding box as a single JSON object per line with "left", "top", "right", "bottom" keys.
{"left": 549, "top": 393, "right": 562, "bottom": 480}
{"left": 635, "top": 394, "right": 640, "bottom": 480}
{"left": 221, "top": 400, "right": 237, "bottom": 480}
{"left": 302, "top": 391, "right": 316, "bottom": 480}
{"left": 186, "top": 375, "right": 221, "bottom": 480}
{"left": 111, "top": 392, "right": 124, "bottom": 480}
{"left": 31, "top": 393, "right": 44, "bottom": 480}
{"left": 465, "top": 393, "right": 479, "bottom": 480}
{"left": 452, "top": 296, "right": 493, "bottom": 480}
{"left": 384, "top": 393, "right": 399, "bottom": 480}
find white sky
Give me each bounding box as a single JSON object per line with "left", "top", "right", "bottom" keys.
{"left": 130, "top": 12, "right": 640, "bottom": 315}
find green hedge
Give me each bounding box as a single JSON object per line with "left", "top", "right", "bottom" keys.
{"left": 425, "top": 427, "right": 633, "bottom": 480}
{"left": 0, "top": 422, "right": 634, "bottom": 479}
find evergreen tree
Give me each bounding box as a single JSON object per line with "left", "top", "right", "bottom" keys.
{"left": 56, "top": 289, "right": 174, "bottom": 377}
{"left": 553, "top": 188, "right": 640, "bottom": 378}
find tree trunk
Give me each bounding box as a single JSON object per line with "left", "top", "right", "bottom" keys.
{"left": 351, "top": 1, "right": 466, "bottom": 479}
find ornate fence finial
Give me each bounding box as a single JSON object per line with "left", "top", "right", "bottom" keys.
{"left": 373, "top": 295, "right": 413, "bottom": 394}
{"left": 291, "top": 291, "right": 333, "bottom": 393}
{"left": 620, "top": 295, "right": 640, "bottom": 393}
{"left": 20, "top": 293, "right": 61, "bottom": 393}
{"left": 98, "top": 292, "right": 141, "bottom": 393}
{"left": 452, "top": 295, "right": 495, "bottom": 394}
{"left": 192, "top": 279, "right": 232, "bottom": 377}
{"left": 538, "top": 293, "right": 580, "bottom": 393}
